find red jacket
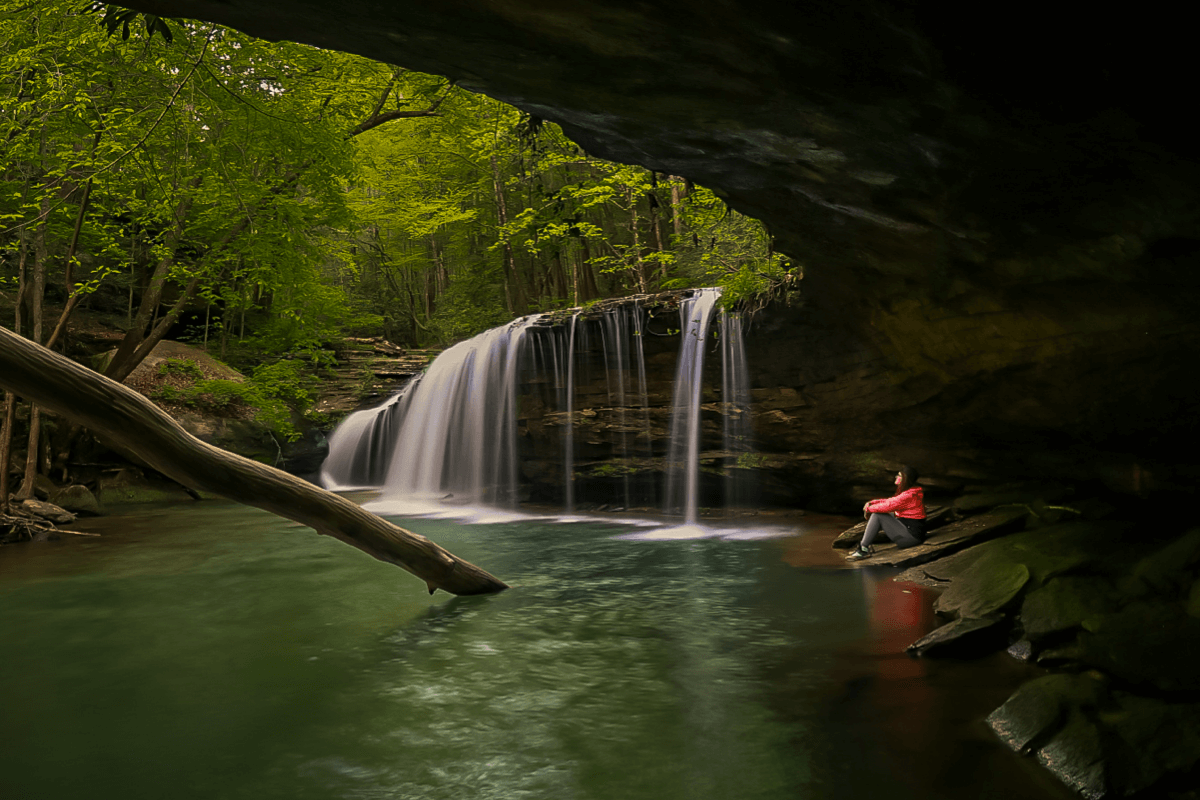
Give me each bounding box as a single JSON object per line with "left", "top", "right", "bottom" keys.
{"left": 866, "top": 486, "right": 925, "bottom": 519}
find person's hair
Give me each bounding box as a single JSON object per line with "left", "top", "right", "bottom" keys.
{"left": 894, "top": 466, "right": 920, "bottom": 495}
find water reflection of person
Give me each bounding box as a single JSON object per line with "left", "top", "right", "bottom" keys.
{"left": 846, "top": 466, "right": 926, "bottom": 562}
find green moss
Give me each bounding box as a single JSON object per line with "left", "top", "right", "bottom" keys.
{"left": 156, "top": 358, "right": 204, "bottom": 379}
{"left": 585, "top": 463, "right": 642, "bottom": 478}
{"left": 150, "top": 360, "right": 316, "bottom": 442}
{"left": 735, "top": 452, "right": 766, "bottom": 469}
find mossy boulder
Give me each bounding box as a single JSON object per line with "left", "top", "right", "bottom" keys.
{"left": 987, "top": 673, "right": 1109, "bottom": 797}
{"left": 952, "top": 484, "right": 1071, "bottom": 513}
{"left": 48, "top": 484, "right": 101, "bottom": 516}
{"left": 1122, "top": 527, "right": 1200, "bottom": 599}
{"left": 1103, "top": 693, "right": 1200, "bottom": 796}
{"left": 917, "top": 521, "right": 1134, "bottom": 587}
{"left": 905, "top": 615, "right": 1008, "bottom": 657}
{"left": 989, "top": 673, "right": 1200, "bottom": 797}
{"left": 1076, "top": 600, "right": 1200, "bottom": 693}
{"left": 1019, "top": 576, "right": 1121, "bottom": 644}
{"left": 94, "top": 468, "right": 199, "bottom": 506}
{"left": 934, "top": 559, "right": 1030, "bottom": 619}
{"left": 988, "top": 672, "right": 1108, "bottom": 753}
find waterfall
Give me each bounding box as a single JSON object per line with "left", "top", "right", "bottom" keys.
{"left": 720, "top": 309, "right": 756, "bottom": 512}
{"left": 564, "top": 313, "right": 580, "bottom": 511}
{"left": 319, "top": 387, "right": 414, "bottom": 490}
{"left": 599, "top": 302, "right": 651, "bottom": 511}
{"left": 322, "top": 317, "right": 534, "bottom": 506}
{"left": 320, "top": 289, "right": 755, "bottom": 524}
{"left": 663, "top": 288, "right": 722, "bottom": 524}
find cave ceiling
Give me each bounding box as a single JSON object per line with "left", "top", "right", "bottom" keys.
{"left": 119, "top": 1, "right": 1196, "bottom": 285}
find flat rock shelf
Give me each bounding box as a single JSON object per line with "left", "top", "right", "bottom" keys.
{"left": 837, "top": 507, "right": 1029, "bottom": 569}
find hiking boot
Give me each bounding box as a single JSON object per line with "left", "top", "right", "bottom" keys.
{"left": 846, "top": 545, "right": 873, "bottom": 561}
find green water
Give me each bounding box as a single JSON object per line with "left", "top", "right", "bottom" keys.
{"left": 0, "top": 503, "right": 1071, "bottom": 800}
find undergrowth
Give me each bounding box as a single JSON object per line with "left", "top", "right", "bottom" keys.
{"left": 150, "top": 358, "right": 317, "bottom": 441}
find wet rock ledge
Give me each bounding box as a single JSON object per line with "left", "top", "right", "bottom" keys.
{"left": 837, "top": 492, "right": 1200, "bottom": 799}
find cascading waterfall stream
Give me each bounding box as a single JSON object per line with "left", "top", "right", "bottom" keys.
{"left": 564, "top": 312, "right": 580, "bottom": 512}
{"left": 663, "top": 288, "right": 722, "bottom": 524}
{"left": 322, "top": 317, "right": 534, "bottom": 508}
{"left": 320, "top": 289, "right": 755, "bottom": 525}
{"left": 720, "top": 310, "right": 755, "bottom": 511}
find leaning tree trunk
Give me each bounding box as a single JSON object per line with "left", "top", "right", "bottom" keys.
{"left": 0, "top": 328, "right": 508, "bottom": 596}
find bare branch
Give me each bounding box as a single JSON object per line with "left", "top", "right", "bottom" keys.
{"left": 345, "top": 83, "right": 455, "bottom": 139}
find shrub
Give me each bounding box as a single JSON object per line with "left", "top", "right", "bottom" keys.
{"left": 156, "top": 358, "right": 204, "bottom": 379}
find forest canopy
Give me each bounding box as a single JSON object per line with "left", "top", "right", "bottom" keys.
{"left": 0, "top": 1, "right": 796, "bottom": 360}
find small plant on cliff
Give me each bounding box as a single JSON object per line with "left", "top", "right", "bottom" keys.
{"left": 735, "top": 452, "right": 766, "bottom": 469}
{"left": 157, "top": 358, "right": 204, "bottom": 380}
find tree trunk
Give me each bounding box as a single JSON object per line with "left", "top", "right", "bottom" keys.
{"left": 424, "top": 269, "right": 434, "bottom": 322}
{"left": 18, "top": 210, "right": 48, "bottom": 502}
{"left": 669, "top": 176, "right": 685, "bottom": 242}
{"left": 571, "top": 244, "right": 580, "bottom": 306}
{"left": 0, "top": 231, "right": 28, "bottom": 515}
{"left": 104, "top": 186, "right": 199, "bottom": 381}
{"left": 648, "top": 184, "right": 669, "bottom": 284}
{"left": 0, "top": 394, "right": 14, "bottom": 514}
{"left": 552, "top": 248, "right": 569, "bottom": 302}
{"left": 44, "top": 177, "right": 95, "bottom": 353}
{"left": 579, "top": 237, "right": 601, "bottom": 301}
{"left": 629, "top": 192, "right": 648, "bottom": 293}
{"left": 490, "top": 154, "right": 524, "bottom": 314}
{"left": 0, "top": 327, "right": 508, "bottom": 595}
{"left": 111, "top": 276, "right": 202, "bottom": 383}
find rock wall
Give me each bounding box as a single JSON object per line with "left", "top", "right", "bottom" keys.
{"left": 515, "top": 286, "right": 1195, "bottom": 513}
{"left": 124, "top": 0, "right": 1200, "bottom": 506}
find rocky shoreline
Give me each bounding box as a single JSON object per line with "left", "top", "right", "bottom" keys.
{"left": 836, "top": 490, "right": 1200, "bottom": 799}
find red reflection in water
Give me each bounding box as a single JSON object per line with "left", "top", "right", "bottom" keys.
{"left": 857, "top": 572, "right": 940, "bottom": 765}
{"left": 828, "top": 571, "right": 1073, "bottom": 800}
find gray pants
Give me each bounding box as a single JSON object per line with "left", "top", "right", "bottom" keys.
{"left": 861, "top": 513, "right": 922, "bottom": 548}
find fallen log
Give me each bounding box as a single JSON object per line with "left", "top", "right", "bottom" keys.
{"left": 0, "top": 327, "right": 508, "bottom": 595}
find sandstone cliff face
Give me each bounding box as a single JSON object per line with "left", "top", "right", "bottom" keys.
{"left": 513, "top": 284, "right": 1196, "bottom": 513}
{"left": 125, "top": 0, "right": 1200, "bottom": 502}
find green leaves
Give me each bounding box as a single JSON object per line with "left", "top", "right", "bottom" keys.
{"left": 84, "top": 3, "right": 175, "bottom": 43}
{"left": 3, "top": 2, "right": 793, "bottom": 367}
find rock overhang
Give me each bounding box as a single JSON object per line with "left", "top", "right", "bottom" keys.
{"left": 117, "top": 0, "right": 1200, "bottom": 491}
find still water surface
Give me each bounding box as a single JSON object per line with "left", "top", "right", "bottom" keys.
{"left": 0, "top": 502, "right": 1072, "bottom": 800}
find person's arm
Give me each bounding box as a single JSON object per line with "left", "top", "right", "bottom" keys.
{"left": 865, "top": 491, "right": 911, "bottom": 514}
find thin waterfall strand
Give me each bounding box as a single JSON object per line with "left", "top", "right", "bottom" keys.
{"left": 720, "top": 310, "right": 755, "bottom": 511}
{"left": 664, "top": 288, "right": 722, "bottom": 523}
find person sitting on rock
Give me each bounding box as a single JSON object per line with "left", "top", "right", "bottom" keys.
{"left": 846, "top": 466, "right": 926, "bottom": 561}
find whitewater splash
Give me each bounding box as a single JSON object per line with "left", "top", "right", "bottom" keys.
{"left": 320, "top": 289, "right": 756, "bottom": 524}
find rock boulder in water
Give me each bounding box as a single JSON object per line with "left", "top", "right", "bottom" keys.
{"left": 1018, "top": 576, "right": 1120, "bottom": 645}
{"left": 20, "top": 499, "right": 76, "bottom": 525}
{"left": 50, "top": 485, "right": 102, "bottom": 516}
{"left": 905, "top": 615, "right": 1007, "bottom": 657}
{"left": 933, "top": 560, "right": 1030, "bottom": 619}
